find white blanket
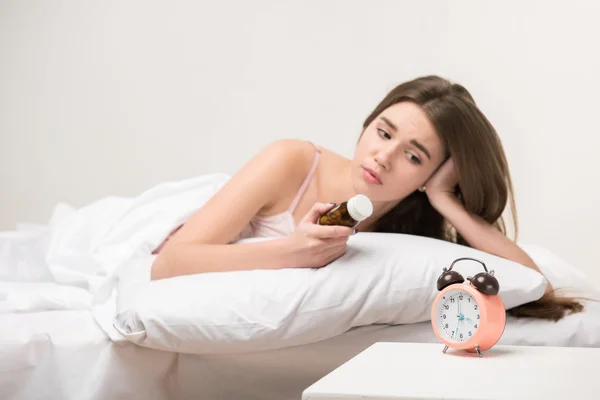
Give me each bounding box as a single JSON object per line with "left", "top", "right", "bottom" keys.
{"left": 0, "top": 174, "right": 230, "bottom": 331}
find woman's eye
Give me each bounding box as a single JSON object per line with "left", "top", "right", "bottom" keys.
{"left": 406, "top": 152, "right": 421, "bottom": 165}
{"left": 377, "top": 128, "right": 391, "bottom": 139}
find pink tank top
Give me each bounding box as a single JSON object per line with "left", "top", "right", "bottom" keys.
{"left": 152, "top": 144, "right": 321, "bottom": 254}
{"left": 235, "top": 144, "right": 321, "bottom": 241}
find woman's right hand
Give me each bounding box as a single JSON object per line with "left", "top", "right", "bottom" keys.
{"left": 285, "top": 202, "right": 355, "bottom": 269}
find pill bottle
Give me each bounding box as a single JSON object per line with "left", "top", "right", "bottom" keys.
{"left": 318, "top": 194, "right": 373, "bottom": 228}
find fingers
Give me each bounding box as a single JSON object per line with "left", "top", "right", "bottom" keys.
{"left": 300, "top": 202, "right": 337, "bottom": 225}
{"left": 320, "top": 235, "right": 349, "bottom": 248}
{"left": 304, "top": 224, "right": 355, "bottom": 239}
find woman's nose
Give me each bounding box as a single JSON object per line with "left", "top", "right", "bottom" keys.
{"left": 375, "top": 148, "right": 394, "bottom": 170}
{"left": 374, "top": 155, "right": 388, "bottom": 170}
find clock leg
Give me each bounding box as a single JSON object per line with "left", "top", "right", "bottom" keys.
{"left": 442, "top": 345, "right": 448, "bottom": 354}
{"left": 475, "top": 345, "right": 482, "bottom": 357}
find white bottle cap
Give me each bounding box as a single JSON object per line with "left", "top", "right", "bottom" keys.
{"left": 347, "top": 194, "right": 373, "bottom": 222}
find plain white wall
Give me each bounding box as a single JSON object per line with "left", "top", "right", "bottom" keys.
{"left": 1, "top": 1, "right": 599, "bottom": 284}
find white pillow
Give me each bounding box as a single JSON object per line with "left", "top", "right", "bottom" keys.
{"left": 112, "top": 232, "right": 547, "bottom": 354}
{"left": 519, "top": 244, "right": 598, "bottom": 296}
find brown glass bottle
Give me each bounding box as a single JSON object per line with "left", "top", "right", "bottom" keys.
{"left": 318, "top": 194, "right": 373, "bottom": 228}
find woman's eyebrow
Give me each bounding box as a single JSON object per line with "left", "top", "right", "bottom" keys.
{"left": 410, "top": 140, "right": 431, "bottom": 160}
{"left": 380, "top": 116, "right": 398, "bottom": 132}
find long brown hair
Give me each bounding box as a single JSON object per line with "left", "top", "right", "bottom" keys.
{"left": 363, "top": 75, "right": 584, "bottom": 321}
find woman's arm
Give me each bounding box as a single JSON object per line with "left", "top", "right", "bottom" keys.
{"left": 429, "top": 194, "right": 545, "bottom": 274}
{"left": 152, "top": 238, "right": 295, "bottom": 279}
{"left": 425, "top": 159, "right": 552, "bottom": 293}
{"left": 151, "top": 139, "right": 311, "bottom": 280}
{"left": 151, "top": 139, "right": 353, "bottom": 280}
{"left": 152, "top": 203, "right": 353, "bottom": 280}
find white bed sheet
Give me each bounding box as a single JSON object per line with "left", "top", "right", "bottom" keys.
{"left": 2, "top": 299, "right": 600, "bottom": 400}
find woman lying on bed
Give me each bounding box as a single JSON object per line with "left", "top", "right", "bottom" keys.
{"left": 150, "top": 75, "right": 582, "bottom": 321}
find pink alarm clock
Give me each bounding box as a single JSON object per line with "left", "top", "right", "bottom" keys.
{"left": 431, "top": 257, "right": 506, "bottom": 357}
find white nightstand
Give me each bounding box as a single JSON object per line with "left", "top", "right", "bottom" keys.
{"left": 302, "top": 342, "right": 600, "bottom": 399}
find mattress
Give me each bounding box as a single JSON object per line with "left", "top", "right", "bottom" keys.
{"left": 2, "top": 299, "right": 600, "bottom": 400}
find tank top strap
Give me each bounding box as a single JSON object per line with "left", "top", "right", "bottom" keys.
{"left": 287, "top": 142, "right": 321, "bottom": 214}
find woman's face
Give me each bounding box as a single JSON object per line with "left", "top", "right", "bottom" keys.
{"left": 352, "top": 102, "right": 447, "bottom": 203}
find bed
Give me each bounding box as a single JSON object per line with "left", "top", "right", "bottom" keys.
{"left": 2, "top": 177, "right": 600, "bottom": 399}
{"left": 2, "top": 298, "right": 599, "bottom": 400}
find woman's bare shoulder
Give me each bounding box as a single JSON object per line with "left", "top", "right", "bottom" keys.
{"left": 258, "top": 139, "right": 321, "bottom": 176}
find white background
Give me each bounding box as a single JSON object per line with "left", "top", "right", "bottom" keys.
{"left": 1, "top": 1, "right": 599, "bottom": 284}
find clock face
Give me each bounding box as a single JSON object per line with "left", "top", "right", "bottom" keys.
{"left": 434, "top": 289, "right": 481, "bottom": 342}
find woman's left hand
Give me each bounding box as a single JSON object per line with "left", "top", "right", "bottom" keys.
{"left": 421, "top": 157, "right": 458, "bottom": 205}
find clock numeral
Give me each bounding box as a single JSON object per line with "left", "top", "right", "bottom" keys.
{"left": 443, "top": 314, "right": 447, "bottom": 319}
{"left": 476, "top": 314, "right": 480, "bottom": 320}
{"left": 444, "top": 305, "right": 449, "bottom": 310}
{"left": 450, "top": 298, "right": 455, "bottom": 303}
{"left": 468, "top": 331, "right": 472, "bottom": 336}
{"left": 459, "top": 295, "right": 463, "bottom": 300}
{"left": 444, "top": 323, "right": 449, "bottom": 328}
{"left": 474, "top": 324, "right": 478, "bottom": 329}
{"left": 459, "top": 333, "right": 463, "bottom": 339}
{"left": 451, "top": 331, "right": 455, "bottom": 337}
{"left": 474, "top": 305, "right": 478, "bottom": 310}
{"left": 468, "top": 298, "right": 471, "bottom": 303}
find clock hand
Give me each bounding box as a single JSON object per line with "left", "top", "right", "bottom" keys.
{"left": 454, "top": 323, "right": 458, "bottom": 338}
{"left": 454, "top": 319, "right": 461, "bottom": 339}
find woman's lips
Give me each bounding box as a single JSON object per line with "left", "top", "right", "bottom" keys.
{"left": 362, "top": 167, "right": 382, "bottom": 185}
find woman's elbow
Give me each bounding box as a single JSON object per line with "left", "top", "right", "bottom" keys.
{"left": 150, "top": 250, "right": 175, "bottom": 281}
